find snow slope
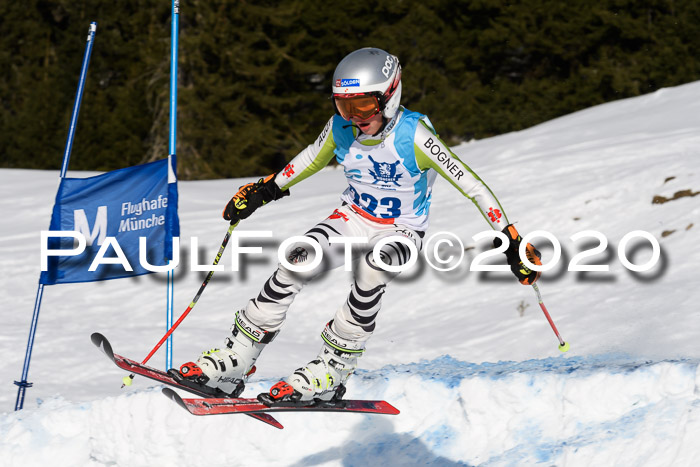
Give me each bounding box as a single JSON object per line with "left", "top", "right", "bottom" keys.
{"left": 1, "top": 81, "right": 699, "bottom": 466}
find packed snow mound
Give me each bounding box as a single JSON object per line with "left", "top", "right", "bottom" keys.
{"left": 2, "top": 355, "right": 699, "bottom": 466}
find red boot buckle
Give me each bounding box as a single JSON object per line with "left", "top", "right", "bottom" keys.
{"left": 269, "top": 381, "right": 293, "bottom": 400}
{"left": 179, "top": 362, "right": 203, "bottom": 379}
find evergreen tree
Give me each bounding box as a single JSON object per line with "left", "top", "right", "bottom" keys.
{"left": 2, "top": 1, "right": 699, "bottom": 178}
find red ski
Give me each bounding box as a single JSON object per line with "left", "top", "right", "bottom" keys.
{"left": 91, "top": 332, "right": 283, "bottom": 429}
{"left": 162, "top": 387, "right": 400, "bottom": 416}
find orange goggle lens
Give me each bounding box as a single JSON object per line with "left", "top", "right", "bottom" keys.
{"left": 333, "top": 94, "right": 380, "bottom": 120}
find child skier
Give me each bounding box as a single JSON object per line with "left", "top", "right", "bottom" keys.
{"left": 177, "top": 47, "right": 541, "bottom": 405}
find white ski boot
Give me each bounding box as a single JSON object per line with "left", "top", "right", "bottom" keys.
{"left": 177, "top": 309, "right": 277, "bottom": 397}
{"left": 259, "top": 322, "right": 363, "bottom": 405}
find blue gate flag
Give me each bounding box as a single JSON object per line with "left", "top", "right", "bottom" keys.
{"left": 40, "top": 157, "right": 180, "bottom": 285}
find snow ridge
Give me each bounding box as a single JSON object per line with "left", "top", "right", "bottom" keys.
{"left": 2, "top": 355, "right": 699, "bottom": 466}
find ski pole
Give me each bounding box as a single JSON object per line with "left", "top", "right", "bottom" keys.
{"left": 122, "top": 221, "right": 240, "bottom": 387}
{"left": 532, "top": 283, "right": 569, "bottom": 352}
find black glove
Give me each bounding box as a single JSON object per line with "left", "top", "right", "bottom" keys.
{"left": 493, "top": 224, "right": 542, "bottom": 285}
{"left": 223, "top": 173, "right": 289, "bottom": 224}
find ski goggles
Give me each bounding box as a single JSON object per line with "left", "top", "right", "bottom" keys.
{"left": 332, "top": 93, "right": 382, "bottom": 121}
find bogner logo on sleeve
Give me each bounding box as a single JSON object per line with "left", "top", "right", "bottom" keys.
{"left": 424, "top": 138, "right": 464, "bottom": 180}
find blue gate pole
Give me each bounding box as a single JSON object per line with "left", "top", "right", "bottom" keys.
{"left": 165, "top": 0, "right": 180, "bottom": 370}
{"left": 15, "top": 22, "right": 97, "bottom": 411}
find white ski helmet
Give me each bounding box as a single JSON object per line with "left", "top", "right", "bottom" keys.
{"left": 331, "top": 47, "right": 402, "bottom": 120}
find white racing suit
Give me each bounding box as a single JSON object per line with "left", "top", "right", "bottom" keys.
{"left": 245, "top": 107, "right": 510, "bottom": 345}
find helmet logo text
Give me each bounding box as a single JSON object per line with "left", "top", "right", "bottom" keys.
{"left": 381, "top": 55, "right": 395, "bottom": 78}
{"left": 339, "top": 78, "right": 360, "bottom": 87}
